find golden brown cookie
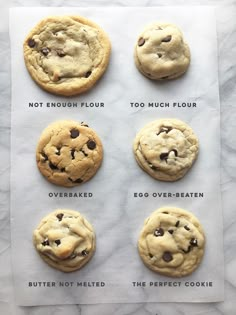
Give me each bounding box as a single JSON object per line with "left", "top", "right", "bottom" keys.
{"left": 36, "top": 120, "right": 103, "bottom": 187}
{"left": 24, "top": 16, "right": 111, "bottom": 96}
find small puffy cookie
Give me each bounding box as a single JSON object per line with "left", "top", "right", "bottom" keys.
{"left": 33, "top": 209, "right": 95, "bottom": 272}
{"left": 24, "top": 16, "right": 111, "bottom": 96}
{"left": 36, "top": 120, "right": 103, "bottom": 187}
{"left": 138, "top": 207, "right": 205, "bottom": 277}
{"left": 134, "top": 22, "right": 190, "bottom": 80}
{"left": 133, "top": 118, "right": 198, "bottom": 181}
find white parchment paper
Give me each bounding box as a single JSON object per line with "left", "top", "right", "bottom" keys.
{"left": 10, "top": 7, "right": 224, "bottom": 306}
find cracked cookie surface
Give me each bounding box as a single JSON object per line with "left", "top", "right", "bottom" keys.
{"left": 138, "top": 207, "right": 205, "bottom": 277}
{"left": 23, "top": 15, "right": 111, "bottom": 96}
{"left": 36, "top": 120, "right": 103, "bottom": 187}
{"left": 133, "top": 118, "right": 199, "bottom": 181}
{"left": 33, "top": 209, "right": 95, "bottom": 272}
{"left": 134, "top": 22, "right": 190, "bottom": 80}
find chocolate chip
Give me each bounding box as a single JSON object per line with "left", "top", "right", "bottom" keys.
{"left": 87, "top": 140, "right": 96, "bottom": 150}
{"left": 61, "top": 168, "right": 65, "bottom": 172}
{"left": 162, "top": 251, "right": 173, "bottom": 262}
{"left": 49, "top": 162, "right": 58, "bottom": 170}
{"left": 28, "top": 38, "right": 36, "bottom": 48}
{"left": 81, "top": 149, "right": 88, "bottom": 157}
{"left": 74, "top": 178, "right": 83, "bottom": 183}
{"left": 57, "top": 49, "right": 66, "bottom": 57}
{"left": 156, "top": 127, "right": 172, "bottom": 136}
{"left": 175, "top": 220, "right": 180, "bottom": 227}
{"left": 157, "top": 53, "right": 162, "bottom": 58}
{"left": 55, "top": 240, "right": 61, "bottom": 246}
{"left": 149, "top": 253, "right": 153, "bottom": 258}
{"left": 41, "top": 152, "right": 48, "bottom": 161}
{"left": 162, "top": 35, "right": 172, "bottom": 42}
{"left": 163, "top": 212, "right": 169, "bottom": 214}
{"left": 71, "top": 149, "right": 75, "bottom": 159}
{"left": 56, "top": 213, "right": 64, "bottom": 221}
{"left": 49, "top": 161, "right": 58, "bottom": 170}
{"left": 182, "top": 246, "right": 192, "bottom": 254}
{"left": 70, "top": 129, "right": 80, "bottom": 138}
{"left": 85, "top": 71, "right": 92, "bottom": 78}
{"left": 41, "top": 47, "right": 50, "bottom": 56}
{"left": 184, "top": 225, "right": 190, "bottom": 231}
{"left": 138, "top": 37, "right": 145, "bottom": 46}
{"left": 160, "top": 152, "right": 169, "bottom": 160}
{"left": 81, "top": 250, "right": 88, "bottom": 256}
{"left": 168, "top": 229, "right": 174, "bottom": 234}
{"left": 42, "top": 239, "right": 49, "bottom": 246}
{"left": 172, "top": 149, "right": 178, "bottom": 157}
{"left": 55, "top": 148, "right": 61, "bottom": 156}
{"left": 190, "top": 238, "right": 198, "bottom": 247}
{"left": 154, "top": 228, "right": 164, "bottom": 237}
{"left": 69, "top": 177, "right": 83, "bottom": 183}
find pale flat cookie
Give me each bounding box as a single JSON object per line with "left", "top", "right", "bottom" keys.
{"left": 24, "top": 16, "right": 111, "bottom": 96}
{"left": 33, "top": 209, "right": 95, "bottom": 272}
{"left": 36, "top": 120, "right": 103, "bottom": 187}
{"left": 133, "top": 118, "right": 199, "bottom": 181}
{"left": 134, "top": 22, "right": 190, "bottom": 80}
{"left": 138, "top": 207, "right": 205, "bottom": 277}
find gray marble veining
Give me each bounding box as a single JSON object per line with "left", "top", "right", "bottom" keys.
{"left": 1, "top": 0, "right": 236, "bottom": 314}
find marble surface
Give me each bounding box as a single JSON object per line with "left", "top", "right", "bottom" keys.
{"left": 0, "top": 0, "right": 236, "bottom": 314}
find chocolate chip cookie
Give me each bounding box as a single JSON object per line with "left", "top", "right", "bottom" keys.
{"left": 134, "top": 22, "right": 190, "bottom": 80}
{"left": 138, "top": 207, "right": 205, "bottom": 277}
{"left": 133, "top": 118, "right": 199, "bottom": 181}
{"left": 33, "top": 209, "right": 95, "bottom": 272}
{"left": 24, "top": 16, "right": 111, "bottom": 96}
{"left": 36, "top": 120, "right": 103, "bottom": 187}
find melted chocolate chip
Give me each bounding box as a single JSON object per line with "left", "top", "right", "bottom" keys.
{"left": 85, "top": 71, "right": 92, "bottom": 78}
{"left": 61, "top": 168, "right": 65, "bottom": 172}
{"left": 168, "top": 229, "right": 174, "bottom": 234}
{"left": 156, "top": 126, "right": 172, "bottom": 136}
{"left": 162, "top": 35, "right": 172, "bottom": 42}
{"left": 42, "top": 239, "right": 49, "bottom": 246}
{"left": 190, "top": 238, "right": 198, "bottom": 247}
{"left": 41, "top": 152, "right": 48, "bottom": 161}
{"left": 71, "top": 149, "right": 76, "bottom": 159}
{"left": 163, "top": 212, "right": 169, "bottom": 214}
{"left": 57, "top": 50, "right": 66, "bottom": 57}
{"left": 138, "top": 37, "right": 145, "bottom": 46}
{"left": 70, "top": 129, "right": 80, "bottom": 138}
{"left": 175, "top": 220, "right": 180, "bottom": 227}
{"left": 172, "top": 149, "right": 178, "bottom": 157}
{"left": 184, "top": 225, "right": 190, "bottom": 231}
{"left": 69, "top": 177, "right": 83, "bottom": 183}
{"left": 149, "top": 253, "right": 153, "bottom": 258}
{"left": 55, "top": 239, "right": 61, "bottom": 246}
{"left": 49, "top": 162, "right": 58, "bottom": 170}
{"left": 56, "top": 213, "right": 64, "bottom": 221}
{"left": 28, "top": 39, "right": 36, "bottom": 48}
{"left": 182, "top": 246, "right": 192, "bottom": 254}
{"left": 81, "top": 250, "right": 88, "bottom": 256}
{"left": 157, "top": 53, "right": 162, "bottom": 58}
{"left": 160, "top": 152, "right": 169, "bottom": 160}
{"left": 87, "top": 140, "right": 96, "bottom": 150}
{"left": 81, "top": 149, "right": 88, "bottom": 157}
{"left": 41, "top": 47, "right": 50, "bottom": 56}
{"left": 162, "top": 251, "right": 173, "bottom": 262}
{"left": 154, "top": 228, "right": 164, "bottom": 237}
